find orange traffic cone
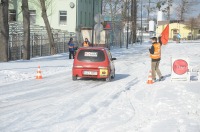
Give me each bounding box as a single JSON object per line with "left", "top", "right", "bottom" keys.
{"left": 36, "top": 66, "right": 42, "bottom": 79}
{"left": 147, "top": 70, "right": 153, "bottom": 84}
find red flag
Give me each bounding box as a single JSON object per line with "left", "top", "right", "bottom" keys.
{"left": 161, "top": 24, "right": 169, "bottom": 45}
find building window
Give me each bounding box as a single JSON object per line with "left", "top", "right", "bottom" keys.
{"left": 9, "top": 10, "right": 16, "bottom": 21}
{"left": 199, "top": 30, "right": 200, "bottom": 34}
{"left": 29, "top": 10, "right": 36, "bottom": 24}
{"left": 59, "top": 11, "right": 67, "bottom": 25}
{"left": 173, "top": 29, "right": 177, "bottom": 34}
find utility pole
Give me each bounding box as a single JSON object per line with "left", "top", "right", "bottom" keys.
{"left": 131, "top": 0, "right": 137, "bottom": 43}
{"left": 167, "top": 0, "right": 170, "bottom": 20}
{"left": 140, "top": 0, "right": 143, "bottom": 44}
{"left": 126, "top": 0, "right": 129, "bottom": 49}
{"left": 147, "top": 0, "right": 150, "bottom": 31}
{"left": 91, "top": 0, "right": 95, "bottom": 47}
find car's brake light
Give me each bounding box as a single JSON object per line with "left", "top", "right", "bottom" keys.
{"left": 98, "top": 66, "right": 108, "bottom": 69}
{"left": 74, "top": 65, "right": 83, "bottom": 68}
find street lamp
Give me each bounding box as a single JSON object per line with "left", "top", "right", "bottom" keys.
{"left": 140, "top": 0, "right": 143, "bottom": 44}
{"left": 91, "top": 0, "right": 95, "bottom": 47}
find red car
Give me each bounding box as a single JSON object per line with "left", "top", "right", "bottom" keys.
{"left": 72, "top": 47, "right": 116, "bottom": 81}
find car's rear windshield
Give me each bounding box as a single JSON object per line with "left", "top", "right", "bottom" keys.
{"left": 77, "top": 49, "right": 105, "bottom": 62}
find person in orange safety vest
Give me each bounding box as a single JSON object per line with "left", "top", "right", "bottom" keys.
{"left": 82, "top": 38, "right": 90, "bottom": 47}
{"left": 149, "top": 36, "right": 163, "bottom": 82}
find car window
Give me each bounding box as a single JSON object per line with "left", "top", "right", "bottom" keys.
{"left": 106, "top": 50, "right": 112, "bottom": 60}
{"left": 77, "top": 49, "right": 105, "bottom": 62}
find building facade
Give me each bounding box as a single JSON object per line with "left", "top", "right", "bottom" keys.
{"left": 9, "top": 0, "right": 102, "bottom": 33}
{"left": 157, "top": 23, "right": 200, "bottom": 40}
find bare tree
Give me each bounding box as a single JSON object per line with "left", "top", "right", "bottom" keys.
{"left": 185, "top": 17, "right": 199, "bottom": 40}
{"left": 176, "top": 0, "right": 199, "bottom": 21}
{"left": 162, "top": 0, "right": 173, "bottom": 20}
{"left": 146, "top": 0, "right": 173, "bottom": 20}
{"left": 31, "top": 0, "right": 56, "bottom": 55}
{"left": 197, "top": 14, "right": 200, "bottom": 25}
{"left": 131, "top": 0, "right": 137, "bottom": 43}
{"left": 21, "top": 0, "right": 30, "bottom": 60}
{"left": 102, "top": 0, "right": 138, "bottom": 45}
{"left": 155, "top": 0, "right": 165, "bottom": 11}
{"left": 177, "top": 0, "right": 188, "bottom": 21}
{"left": 40, "top": 0, "right": 56, "bottom": 55}
{"left": 0, "top": 0, "right": 9, "bottom": 62}
{"left": 103, "top": 0, "right": 123, "bottom": 46}
{"left": 145, "top": 0, "right": 156, "bottom": 21}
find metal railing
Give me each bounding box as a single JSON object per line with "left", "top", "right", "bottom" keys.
{"left": 8, "top": 22, "right": 77, "bottom": 60}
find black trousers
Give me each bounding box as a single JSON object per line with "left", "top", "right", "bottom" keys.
{"left": 69, "top": 51, "right": 74, "bottom": 59}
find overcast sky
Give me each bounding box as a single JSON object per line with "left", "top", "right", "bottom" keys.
{"left": 140, "top": 0, "right": 200, "bottom": 20}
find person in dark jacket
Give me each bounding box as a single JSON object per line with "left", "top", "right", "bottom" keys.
{"left": 149, "top": 36, "right": 163, "bottom": 82}
{"left": 68, "top": 38, "right": 75, "bottom": 59}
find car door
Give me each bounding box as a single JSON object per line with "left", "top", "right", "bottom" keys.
{"left": 106, "top": 50, "right": 115, "bottom": 75}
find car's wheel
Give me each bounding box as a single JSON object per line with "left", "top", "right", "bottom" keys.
{"left": 72, "top": 75, "right": 77, "bottom": 81}
{"left": 106, "top": 75, "right": 112, "bottom": 82}
{"left": 111, "top": 70, "right": 115, "bottom": 79}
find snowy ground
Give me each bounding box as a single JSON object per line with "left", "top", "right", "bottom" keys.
{"left": 0, "top": 41, "right": 200, "bottom": 132}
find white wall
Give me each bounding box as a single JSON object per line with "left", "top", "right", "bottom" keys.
{"left": 15, "top": 0, "right": 77, "bottom": 33}
{"left": 48, "top": 0, "right": 77, "bottom": 32}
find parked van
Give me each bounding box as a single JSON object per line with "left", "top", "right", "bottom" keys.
{"left": 72, "top": 47, "right": 116, "bottom": 81}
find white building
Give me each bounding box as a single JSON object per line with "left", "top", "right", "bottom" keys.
{"left": 9, "top": 0, "right": 102, "bottom": 33}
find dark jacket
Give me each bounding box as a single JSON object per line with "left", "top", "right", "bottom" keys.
{"left": 149, "top": 37, "right": 162, "bottom": 62}
{"left": 68, "top": 41, "right": 74, "bottom": 52}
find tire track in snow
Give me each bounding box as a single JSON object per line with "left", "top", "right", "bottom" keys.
{"left": 0, "top": 74, "right": 108, "bottom": 131}
{"left": 72, "top": 78, "right": 139, "bottom": 131}
{"left": 3, "top": 82, "right": 112, "bottom": 132}
{"left": 0, "top": 70, "right": 106, "bottom": 108}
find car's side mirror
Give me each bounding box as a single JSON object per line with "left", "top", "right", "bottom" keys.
{"left": 112, "top": 58, "right": 117, "bottom": 61}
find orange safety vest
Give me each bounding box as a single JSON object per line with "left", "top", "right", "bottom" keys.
{"left": 150, "top": 43, "right": 161, "bottom": 59}
{"left": 83, "top": 41, "right": 89, "bottom": 47}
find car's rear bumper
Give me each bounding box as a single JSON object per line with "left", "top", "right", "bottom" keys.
{"left": 72, "top": 68, "right": 110, "bottom": 79}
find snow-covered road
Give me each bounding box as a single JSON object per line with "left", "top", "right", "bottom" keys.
{"left": 0, "top": 42, "right": 200, "bottom": 132}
